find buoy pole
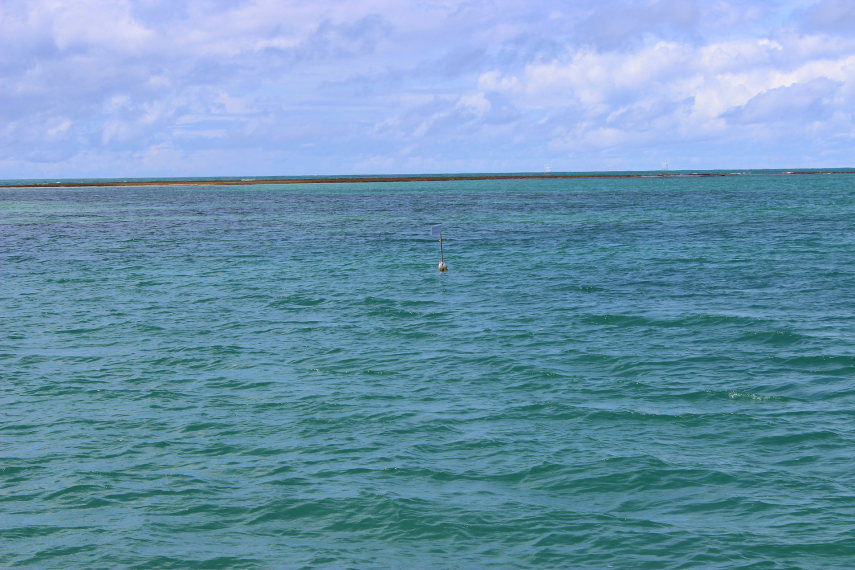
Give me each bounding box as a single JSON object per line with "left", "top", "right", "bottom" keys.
{"left": 438, "top": 231, "right": 447, "bottom": 272}
{"left": 432, "top": 223, "right": 448, "bottom": 272}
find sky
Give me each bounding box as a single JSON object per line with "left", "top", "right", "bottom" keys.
{"left": 2, "top": 0, "right": 855, "bottom": 178}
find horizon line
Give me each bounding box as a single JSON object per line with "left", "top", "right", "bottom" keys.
{"left": 4, "top": 168, "right": 855, "bottom": 189}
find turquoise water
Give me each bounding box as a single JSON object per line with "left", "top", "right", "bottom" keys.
{"left": 2, "top": 174, "right": 855, "bottom": 568}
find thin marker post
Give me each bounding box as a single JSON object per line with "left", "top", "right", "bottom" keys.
{"left": 431, "top": 224, "right": 448, "bottom": 272}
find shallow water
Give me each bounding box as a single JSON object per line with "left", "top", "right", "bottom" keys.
{"left": 2, "top": 174, "right": 855, "bottom": 567}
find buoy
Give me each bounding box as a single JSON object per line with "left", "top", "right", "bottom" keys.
{"left": 431, "top": 223, "right": 448, "bottom": 273}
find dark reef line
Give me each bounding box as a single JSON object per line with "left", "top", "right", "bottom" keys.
{"left": 6, "top": 170, "right": 854, "bottom": 188}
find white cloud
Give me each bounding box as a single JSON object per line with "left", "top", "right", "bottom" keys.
{"left": 3, "top": 0, "right": 855, "bottom": 176}
{"left": 476, "top": 31, "right": 855, "bottom": 156}
{"left": 456, "top": 92, "right": 491, "bottom": 116}
{"left": 478, "top": 71, "right": 520, "bottom": 92}
{"left": 46, "top": 118, "right": 72, "bottom": 140}
{"left": 723, "top": 77, "right": 843, "bottom": 124}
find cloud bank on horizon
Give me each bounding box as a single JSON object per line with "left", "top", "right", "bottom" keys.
{"left": 2, "top": 0, "right": 855, "bottom": 177}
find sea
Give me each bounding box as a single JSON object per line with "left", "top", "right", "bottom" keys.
{"left": 2, "top": 171, "right": 855, "bottom": 568}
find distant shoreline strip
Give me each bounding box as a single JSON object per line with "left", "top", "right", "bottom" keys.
{"left": 5, "top": 170, "right": 854, "bottom": 188}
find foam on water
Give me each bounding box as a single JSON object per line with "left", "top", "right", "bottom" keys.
{"left": 2, "top": 174, "right": 855, "bottom": 567}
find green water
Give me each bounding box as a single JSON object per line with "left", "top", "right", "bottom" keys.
{"left": 2, "top": 174, "right": 855, "bottom": 567}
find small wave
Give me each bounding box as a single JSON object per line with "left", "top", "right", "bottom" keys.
{"left": 578, "top": 311, "right": 765, "bottom": 331}
{"left": 738, "top": 328, "right": 812, "bottom": 346}
{"left": 754, "top": 429, "right": 847, "bottom": 448}
{"left": 42, "top": 483, "right": 106, "bottom": 503}
{"left": 53, "top": 325, "right": 110, "bottom": 335}
{"left": 728, "top": 391, "right": 779, "bottom": 401}
{"left": 774, "top": 354, "right": 855, "bottom": 375}
{"left": 268, "top": 295, "right": 327, "bottom": 308}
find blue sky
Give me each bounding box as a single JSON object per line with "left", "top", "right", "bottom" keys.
{"left": 2, "top": 0, "right": 855, "bottom": 177}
